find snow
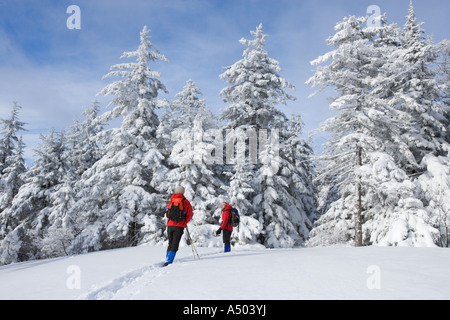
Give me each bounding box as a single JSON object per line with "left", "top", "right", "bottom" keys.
{"left": 0, "top": 244, "right": 448, "bottom": 300}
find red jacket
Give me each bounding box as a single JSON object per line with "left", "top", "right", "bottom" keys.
{"left": 166, "top": 193, "right": 193, "bottom": 228}
{"left": 220, "top": 203, "right": 233, "bottom": 232}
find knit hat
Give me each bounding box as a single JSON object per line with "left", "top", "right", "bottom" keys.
{"left": 174, "top": 186, "right": 185, "bottom": 194}
{"left": 219, "top": 195, "right": 229, "bottom": 204}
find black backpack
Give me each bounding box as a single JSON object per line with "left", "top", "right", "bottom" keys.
{"left": 228, "top": 208, "right": 240, "bottom": 227}
{"left": 167, "top": 197, "right": 186, "bottom": 222}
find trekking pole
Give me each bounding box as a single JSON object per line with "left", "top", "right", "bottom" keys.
{"left": 185, "top": 226, "right": 200, "bottom": 260}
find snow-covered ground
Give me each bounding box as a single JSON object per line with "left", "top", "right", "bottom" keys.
{"left": 0, "top": 244, "right": 449, "bottom": 300}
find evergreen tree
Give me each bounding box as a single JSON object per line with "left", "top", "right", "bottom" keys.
{"left": 157, "top": 79, "right": 209, "bottom": 153}
{"left": 157, "top": 80, "right": 225, "bottom": 246}
{"left": 0, "top": 136, "right": 26, "bottom": 237}
{"left": 307, "top": 15, "right": 381, "bottom": 246}
{"left": 38, "top": 172, "right": 80, "bottom": 258}
{"left": 281, "top": 114, "right": 317, "bottom": 239}
{"left": 72, "top": 26, "right": 169, "bottom": 251}
{"left": 219, "top": 23, "right": 294, "bottom": 130}
{"left": 418, "top": 154, "right": 450, "bottom": 247}
{"left": 388, "top": 2, "right": 448, "bottom": 165}
{"left": 253, "top": 114, "right": 316, "bottom": 247}
{"left": 0, "top": 102, "right": 26, "bottom": 175}
{"left": 0, "top": 129, "right": 68, "bottom": 263}
{"left": 307, "top": 8, "right": 443, "bottom": 247}
{"left": 0, "top": 102, "right": 27, "bottom": 248}
{"left": 435, "top": 39, "right": 450, "bottom": 144}
{"left": 220, "top": 24, "right": 314, "bottom": 247}
{"left": 67, "top": 100, "right": 104, "bottom": 178}
{"left": 380, "top": 3, "right": 449, "bottom": 247}
{"left": 25, "top": 101, "right": 106, "bottom": 258}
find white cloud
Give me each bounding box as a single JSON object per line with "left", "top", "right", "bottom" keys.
{"left": 0, "top": 63, "right": 109, "bottom": 164}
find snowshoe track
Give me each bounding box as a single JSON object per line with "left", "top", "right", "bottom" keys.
{"left": 77, "top": 251, "right": 219, "bottom": 300}
{"left": 77, "top": 262, "right": 167, "bottom": 300}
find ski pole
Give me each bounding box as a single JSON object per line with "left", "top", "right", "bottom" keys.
{"left": 187, "top": 227, "right": 200, "bottom": 259}
{"left": 186, "top": 227, "right": 197, "bottom": 259}
{"left": 186, "top": 226, "right": 200, "bottom": 260}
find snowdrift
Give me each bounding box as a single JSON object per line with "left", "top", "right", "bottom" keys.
{"left": 0, "top": 245, "right": 449, "bottom": 300}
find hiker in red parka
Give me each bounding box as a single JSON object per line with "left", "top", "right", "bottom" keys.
{"left": 216, "top": 202, "right": 233, "bottom": 252}
{"left": 164, "top": 186, "right": 193, "bottom": 266}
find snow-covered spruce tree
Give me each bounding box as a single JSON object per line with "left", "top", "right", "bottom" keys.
{"left": 220, "top": 24, "right": 314, "bottom": 247}
{"left": 73, "top": 26, "right": 169, "bottom": 251}
{"left": 157, "top": 80, "right": 224, "bottom": 246}
{"left": 377, "top": 3, "right": 448, "bottom": 171}
{"left": 254, "top": 115, "right": 316, "bottom": 248}
{"left": 279, "top": 114, "right": 317, "bottom": 242}
{"left": 363, "top": 13, "right": 441, "bottom": 247}
{"left": 398, "top": 3, "right": 449, "bottom": 162}
{"left": 66, "top": 100, "right": 104, "bottom": 178}
{"left": 40, "top": 101, "right": 102, "bottom": 257}
{"left": 27, "top": 101, "right": 106, "bottom": 258}
{"left": 220, "top": 124, "right": 263, "bottom": 246}
{"left": 359, "top": 152, "right": 439, "bottom": 247}
{"left": 40, "top": 101, "right": 105, "bottom": 256}
{"left": 0, "top": 103, "right": 28, "bottom": 251}
{"left": 425, "top": 40, "right": 450, "bottom": 246}
{"left": 435, "top": 39, "right": 450, "bottom": 145}
{"left": 373, "top": 3, "right": 449, "bottom": 247}
{"left": 0, "top": 102, "right": 26, "bottom": 176}
{"left": 306, "top": 14, "right": 438, "bottom": 247}
{"left": 219, "top": 23, "right": 294, "bottom": 131}
{"left": 307, "top": 15, "right": 377, "bottom": 246}
{"left": 0, "top": 129, "right": 68, "bottom": 263}
{"left": 0, "top": 136, "right": 26, "bottom": 238}
{"left": 37, "top": 171, "right": 80, "bottom": 258}
{"left": 157, "top": 80, "right": 209, "bottom": 155}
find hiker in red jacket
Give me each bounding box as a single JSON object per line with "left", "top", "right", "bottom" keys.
{"left": 216, "top": 202, "right": 233, "bottom": 253}
{"left": 164, "top": 186, "right": 193, "bottom": 266}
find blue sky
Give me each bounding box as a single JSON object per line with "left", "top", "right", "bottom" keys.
{"left": 0, "top": 0, "right": 449, "bottom": 164}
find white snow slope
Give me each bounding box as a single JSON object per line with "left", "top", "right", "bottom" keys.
{"left": 0, "top": 245, "right": 449, "bottom": 300}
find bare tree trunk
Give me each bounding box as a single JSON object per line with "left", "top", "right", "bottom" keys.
{"left": 355, "top": 145, "right": 363, "bottom": 247}
{"left": 446, "top": 224, "right": 448, "bottom": 248}
{"left": 128, "top": 207, "right": 140, "bottom": 247}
